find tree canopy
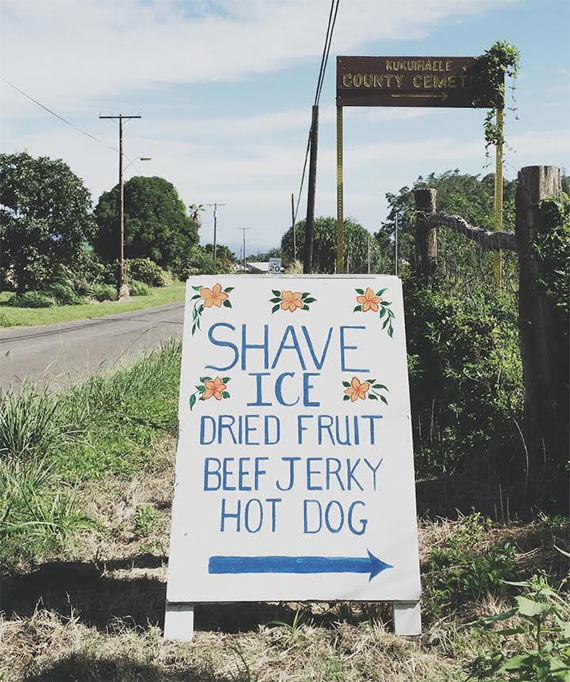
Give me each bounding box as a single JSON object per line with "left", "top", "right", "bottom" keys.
{"left": 376, "top": 170, "right": 519, "bottom": 282}
{"left": 0, "top": 152, "right": 95, "bottom": 293}
{"left": 93, "top": 176, "right": 198, "bottom": 269}
{"left": 281, "top": 217, "right": 383, "bottom": 273}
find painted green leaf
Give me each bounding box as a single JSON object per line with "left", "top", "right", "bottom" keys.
{"left": 225, "top": 287, "right": 234, "bottom": 293}
{"left": 190, "top": 294, "right": 201, "bottom": 301}
{"left": 355, "top": 288, "right": 364, "bottom": 294}
{"left": 373, "top": 384, "right": 388, "bottom": 391}
{"left": 379, "top": 307, "right": 387, "bottom": 318}
{"left": 222, "top": 391, "right": 230, "bottom": 399}
{"left": 302, "top": 292, "right": 310, "bottom": 298}
{"left": 222, "top": 377, "right": 231, "bottom": 383}
{"left": 368, "top": 394, "right": 378, "bottom": 400}
{"left": 272, "top": 289, "right": 281, "bottom": 297}
{"left": 223, "top": 299, "right": 232, "bottom": 308}
{"left": 304, "top": 297, "right": 316, "bottom": 303}
{"left": 197, "top": 385, "right": 205, "bottom": 393}
{"left": 342, "top": 381, "right": 350, "bottom": 387}
{"left": 270, "top": 297, "right": 282, "bottom": 303}
{"left": 189, "top": 393, "right": 197, "bottom": 410}
{"left": 388, "top": 326, "right": 394, "bottom": 338}
{"left": 192, "top": 285, "right": 201, "bottom": 291}
{"left": 381, "top": 300, "right": 392, "bottom": 306}
{"left": 376, "top": 288, "right": 387, "bottom": 296}
{"left": 366, "top": 378, "right": 376, "bottom": 384}
{"left": 302, "top": 304, "right": 309, "bottom": 310}
{"left": 343, "top": 395, "right": 350, "bottom": 401}
{"left": 382, "top": 318, "right": 389, "bottom": 329}
{"left": 353, "top": 305, "right": 362, "bottom": 312}
{"left": 271, "top": 304, "right": 280, "bottom": 314}
{"left": 380, "top": 394, "right": 388, "bottom": 405}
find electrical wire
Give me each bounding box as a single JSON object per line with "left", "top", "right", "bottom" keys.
{"left": 1, "top": 76, "right": 120, "bottom": 153}
{"left": 292, "top": 0, "right": 340, "bottom": 227}
{"left": 1, "top": 76, "right": 144, "bottom": 170}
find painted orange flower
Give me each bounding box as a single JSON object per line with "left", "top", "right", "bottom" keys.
{"left": 357, "top": 287, "right": 382, "bottom": 313}
{"left": 344, "top": 377, "right": 371, "bottom": 402}
{"left": 202, "top": 377, "right": 227, "bottom": 401}
{"left": 280, "top": 290, "right": 304, "bottom": 313}
{"left": 199, "top": 283, "right": 228, "bottom": 308}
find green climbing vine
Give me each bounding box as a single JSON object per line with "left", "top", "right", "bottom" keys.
{"left": 477, "top": 40, "right": 520, "bottom": 150}
{"left": 533, "top": 194, "right": 570, "bottom": 323}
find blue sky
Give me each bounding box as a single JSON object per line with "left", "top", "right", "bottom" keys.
{"left": 1, "top": 0, "right": 569, "bottom": 256}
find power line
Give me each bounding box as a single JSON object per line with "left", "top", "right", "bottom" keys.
{"left": 314, "top": 0, "right": 340, "bottom": 106}
{"left": 1, "top": 76, "right": 119, "bottom": 153}
{"left": 292, "top": 0, "right": 341, "bottom": 228}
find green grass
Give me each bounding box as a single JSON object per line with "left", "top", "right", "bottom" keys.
{"left": 0, "top": 340, "right": 182, "bottom": 568}
{"left": 0, "top": 281, "right": 186, "bottom": 328}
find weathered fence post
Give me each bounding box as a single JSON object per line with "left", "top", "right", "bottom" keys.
{"left": 515, "top": 165, "right": 567, "bottom": 504}
{"left": 414, "top": 189, "right": 437, "bottom": 280}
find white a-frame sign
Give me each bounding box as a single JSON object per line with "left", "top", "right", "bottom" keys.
{"left": 165, "top": 275, "right": 421, "bottom": 640}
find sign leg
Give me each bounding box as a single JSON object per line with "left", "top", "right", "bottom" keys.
{"left": 164, "top": 602, "right": 195, "bottom": 641}
{"left": 393, "top": 601, "right": 421, "bottom": 636}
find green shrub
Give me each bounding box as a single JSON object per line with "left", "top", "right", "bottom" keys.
{"left": 126, "top": 258, "right": 166, "bottom": 287}
{"left": 172, "top": 246, "right": 234, "bottom": 280}
{"left": 426, "top": 513, "right": 517, "bottom": 616}
{"left": 45, "top": 282, "right": 87, "bottom": 306}
{"left": 404, "top": 279, "right": 523, "bottom": 476}
{"left": 6, "top": 291, "right": 56, "bottom": 308}
{"left": 90, "top": 283, "right": 116, "bottom": 302}
{"left": 130, "top": 279, "right": 151, "bottom": 297}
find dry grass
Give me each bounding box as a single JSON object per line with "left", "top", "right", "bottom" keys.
{"left": 0, "top": 608, "right": 465, "bottom": 682}
{"left": 1, "top": 433, "right": 567, "bottom": 682}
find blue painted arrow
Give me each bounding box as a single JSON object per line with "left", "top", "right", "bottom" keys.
{"left": 208, "top": 549, "right": 393, "bottom": 581}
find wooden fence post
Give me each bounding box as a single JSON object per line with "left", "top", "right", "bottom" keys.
{"left": 515, "top": 165, "right": 567, "bottom": 504}
{"left": 414, "top": 189, "right": 437, "bottom": 280}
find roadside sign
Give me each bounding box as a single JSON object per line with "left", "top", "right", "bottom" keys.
{"left": 336, "top": 56, "right": 499, "bottom": 108}
{"left": 165, "top": 276, "right": 421, "bottom": 640}
{"left": 268, "top": 257, "right": 282, "bottom": 273}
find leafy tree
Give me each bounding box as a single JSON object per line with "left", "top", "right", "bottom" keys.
{"left": 0, "top": 152, "right": 95, "bottom": 293}
{"left": 249, "top": 247, "right": 285, "bottom": 264}
{"left": 281, "top": 217, "right": 384, "bottom": 273}
{"left": 172, "top": 245, "right": 235, "bottom": 280}
{"left": 203, "top": 243, "right": 236, "bottom": 265}
{"left": 378, "top": 170, "right": 518, "bottom": 285}
{"left": 93, "top": 176, "right": 198, "bottom": 269}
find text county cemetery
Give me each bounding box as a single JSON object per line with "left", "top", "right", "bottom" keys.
{"left": 165, "top": 277, "right": 421, "bottom": 639}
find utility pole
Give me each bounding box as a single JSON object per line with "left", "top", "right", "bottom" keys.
{"left": 291, "top": 193, "right": 297, "bottom": 261}
{"left": 99, "top": 114, "right": 141, "bottom": 298}
{"left": 237, "top": 227, "right": 251, "bottom": 272}
{"left": 205, "top": 203, "right": 226, "bottom": 263}
{"left": 303, "top": 105, "right": 319, "bottom": 274}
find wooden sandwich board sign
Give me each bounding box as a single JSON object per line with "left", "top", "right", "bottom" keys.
{"left": 164, "top": 275, "right": 421, "bottom": 640}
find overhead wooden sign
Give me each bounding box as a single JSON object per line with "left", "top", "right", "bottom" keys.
{"left": 336, "top": 56, "right": 499, "bottom": 108}
{"left": 164, "top": 275, "right": 421, "bottom": 640}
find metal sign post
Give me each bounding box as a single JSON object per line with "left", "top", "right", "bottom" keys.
{"left": 336, "top": 56, "right": 502, "bottom": 281}
{"left": 336, "top": 105, "right": 344, "bottom": 274}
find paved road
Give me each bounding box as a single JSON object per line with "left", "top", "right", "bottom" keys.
{"left": 0, "top": 302, "right": 184, "bottom": 392}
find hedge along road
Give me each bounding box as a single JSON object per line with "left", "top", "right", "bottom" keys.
{"left": 0, "top": 301, "right": 184, "bottom": 392}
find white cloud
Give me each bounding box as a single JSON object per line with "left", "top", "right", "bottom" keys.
{"left": 1, "top": 0, "right": 517, "bottom": 117}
